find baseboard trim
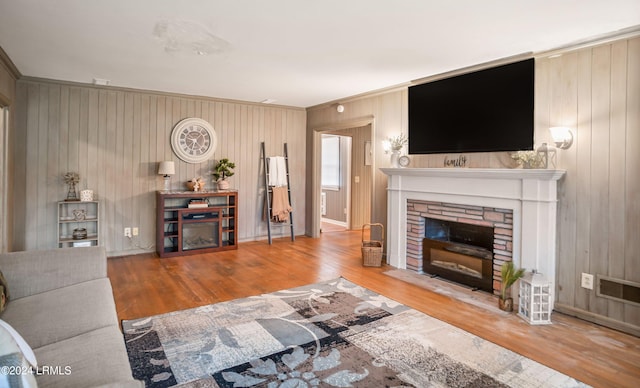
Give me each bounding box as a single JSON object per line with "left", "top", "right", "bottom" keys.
{"left": 321, "top": 218, "right": 347, "bottom": 227}
{"left": 554, "top": 303, "right": 640, "bottom": 337}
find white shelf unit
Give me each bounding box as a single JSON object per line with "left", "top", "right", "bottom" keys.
{"left": 57, "top": 201, "right": 100, "bottom": 248}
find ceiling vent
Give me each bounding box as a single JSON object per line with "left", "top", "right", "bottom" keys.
{"left": 93, "top": 78, "right": 110, "bottom": 86}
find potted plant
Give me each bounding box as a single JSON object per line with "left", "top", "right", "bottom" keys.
{"left": 384, "top": 134, "right": 408, "bottom": 167}
{"left": 499, "top": 261, "right": 525, "bottom": 312}
{"left": 510, "top": 150, "right": 545, "bottom": 169}
{"left": 212, "top": 158, "right": 235, "bottom": 190}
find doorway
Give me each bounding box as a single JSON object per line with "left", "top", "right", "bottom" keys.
{"left": 316, "top": 123, "right": 373, "bottom": 235}
{"left": 321, "top": 134, "right": 351, "bottom": 232}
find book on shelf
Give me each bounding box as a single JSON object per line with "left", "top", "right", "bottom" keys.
{"left": 188, "top": 200, "right": 209, "bottom": 209}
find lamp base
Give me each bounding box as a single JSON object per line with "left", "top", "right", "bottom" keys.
{"left": 163, "top": 176, "right": 171, "bottom": 191}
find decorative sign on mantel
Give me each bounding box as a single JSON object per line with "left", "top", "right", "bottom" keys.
{"left": 444, "top": 155, "right": 467, "bottom": 167}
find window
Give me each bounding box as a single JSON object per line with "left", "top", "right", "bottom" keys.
{"left": 321, "top": 135, "right": 340, "bottom": 189}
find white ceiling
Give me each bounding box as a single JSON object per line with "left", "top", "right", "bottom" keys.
{"left": 1, "top": 0, "right": 639, "bottom": 108}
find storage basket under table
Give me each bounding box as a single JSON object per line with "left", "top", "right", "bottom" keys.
{"left": 361, "top": 223, "right": 384, "bottom": 267}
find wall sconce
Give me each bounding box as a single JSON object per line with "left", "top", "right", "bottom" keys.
{"left": 336, "top": 104, "right": 345, "bottom": 113}
{"left": 549, "top": 127, "right": 574, "bottom": 149}
{"left": 382, "top": 139, "right": 391, "bottom": 154}
{"left": 158, "top": 161, "right": 175, "bottom": 191}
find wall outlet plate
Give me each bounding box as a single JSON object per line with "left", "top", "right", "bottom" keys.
{"left": 581, "top": 273, "right": 594, "bottom": 290}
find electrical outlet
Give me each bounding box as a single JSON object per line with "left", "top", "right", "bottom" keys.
{"left": 124, "top": 227, "right": 131, "bottom": 238}
{"left": 581, "top": 273, "right": 594, "bottom": 290}
{"left": 132, "top": 227, "right": 139, "bottom": 236}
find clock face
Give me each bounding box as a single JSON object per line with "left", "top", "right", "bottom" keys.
{"left": 398, "top": 155, "right": 411, "bottom": 168}
{"left": 171, "top": 118, "right": 217, "bottom": 163}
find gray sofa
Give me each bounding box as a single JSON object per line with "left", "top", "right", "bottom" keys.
{"left": 0, "top": 246, "right": 142, "bottom": 387}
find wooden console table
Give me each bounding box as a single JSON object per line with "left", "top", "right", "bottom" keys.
{"left": 156, "top": 191, "right": 237, "bottom": 258}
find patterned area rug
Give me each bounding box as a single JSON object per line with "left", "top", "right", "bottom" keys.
{"left": 122, "top": 278, "right": 588, "bottom": 387}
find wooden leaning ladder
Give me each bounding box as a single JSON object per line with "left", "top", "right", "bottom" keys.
{"left": 261, "top": 142, "right": 295, "bottom": 244}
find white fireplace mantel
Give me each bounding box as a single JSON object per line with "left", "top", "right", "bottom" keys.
{"left": 381, "top": 168, "right": 565, "bottom": 304}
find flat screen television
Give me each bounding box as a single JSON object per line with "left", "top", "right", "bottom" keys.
{"left": 408, "top": 58, "right": 534, "bottom": 154}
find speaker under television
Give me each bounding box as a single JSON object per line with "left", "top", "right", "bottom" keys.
{"left": 408, "top": 58, "right": 535, "bottom": 155}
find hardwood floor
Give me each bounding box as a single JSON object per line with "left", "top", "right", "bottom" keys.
{"left": 108, "top": 230, "right": 640, "bottom": 388}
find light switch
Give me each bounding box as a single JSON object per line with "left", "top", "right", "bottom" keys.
{"left": 354, "top": 176, "right": 360, "bottom": 183}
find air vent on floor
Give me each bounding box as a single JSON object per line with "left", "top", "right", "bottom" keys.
{"left": 597, "top": 275, "right": 640, "bottom": 306}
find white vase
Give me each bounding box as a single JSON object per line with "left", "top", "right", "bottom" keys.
{"left": 217, "top": 180, "right": 229, "bottom": 190}
{"left": 390, "top": 150, "right": 401, "bottom": 168}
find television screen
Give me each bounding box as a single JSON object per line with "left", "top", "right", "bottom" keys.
{"left": 408, "top": 58, "right": 534, "bottom": 154}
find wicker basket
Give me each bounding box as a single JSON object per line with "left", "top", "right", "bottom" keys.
{"left": 361, "top": 223, "right": 384, "bottom": 267}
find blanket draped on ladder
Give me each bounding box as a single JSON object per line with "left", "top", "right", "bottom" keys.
{"left": 271, "top": 186, "right": 292, "bottom": 222}
{"left": 267, "top": 156, "right": 292, "bottom": 222}
{"left": 268, "top": 156, "right": 288, "bottom": 187}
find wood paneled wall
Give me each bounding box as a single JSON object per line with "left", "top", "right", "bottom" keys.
{"left": 322, "top": 188, "right": 345, "bottom": 222}
{"left": 306, "top": 34, "right": 639, "bottom": 333}
{"left": 0, "top": 49, "right": 18, "bottom": 254}
{"left": 537, "top": 37, "right": 639, "bottom": 331}
{"left": 12, "top": 79, "right": 306, "bottom": 255}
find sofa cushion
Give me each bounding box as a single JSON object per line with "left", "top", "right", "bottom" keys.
{"left": 1, "top": 278, "right": 118, "bottom": 349}
{"left": 0, "top": 247, "right": 108, "bottom": 300}
{"left": 34, "top": 325, "right": 142, "bottom": 388}
{"left": 1, "top": 319, "right": 38, "bottom": 387}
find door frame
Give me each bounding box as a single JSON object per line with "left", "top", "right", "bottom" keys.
{"left": 311, "top": 116, "right": 375, "bottom": 238}
{"left": 0, "top": 103, "right": 9, "bottom": 253}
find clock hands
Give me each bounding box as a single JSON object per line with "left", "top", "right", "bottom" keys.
{"left": 185, "top": 131, "right": 205, "bottom": 150}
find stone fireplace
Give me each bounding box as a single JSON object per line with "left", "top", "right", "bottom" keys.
{"left": 381, "top": 168, "right": 565, "bottom": 306}
{"left": 407, "top": 200, "right": 513, "bottom": 295}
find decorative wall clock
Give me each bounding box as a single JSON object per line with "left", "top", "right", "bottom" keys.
{"left": 398, "top": 155, "right": 411, "bottom": 168}
{"left": 170, "top": 118, "right": 217, "bottom": 163}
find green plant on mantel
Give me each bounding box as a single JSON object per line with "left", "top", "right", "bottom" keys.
{"left": 510, "top": 150, "right": 545, "bottom": 169}
{"left": 212, "top": 158, "right": 235, "bottom": 182}
{"left": 500, "top": 261, "right": 525, "bottom": 300}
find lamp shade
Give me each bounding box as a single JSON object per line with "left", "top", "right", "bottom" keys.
{"left": 158, "top": 161, "right": 175, "bottom": 176}
{"left": 549, "top": 127, "right": 574, "bottom": 149}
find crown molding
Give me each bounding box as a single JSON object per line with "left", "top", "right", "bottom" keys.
{"left": 306, "top": 82, "right": 410, "bottom": 112}
{"left": 308, "top": 26, "right": 640, "bottom": 112}
{"left": 535, "top": 25, "right": 640, "bottom": 59}
{"left": 0, "top": 46, "right": 21, "bottom": 79}
{"left": 17, "top": 76, "right": 305, "bottom": 111}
